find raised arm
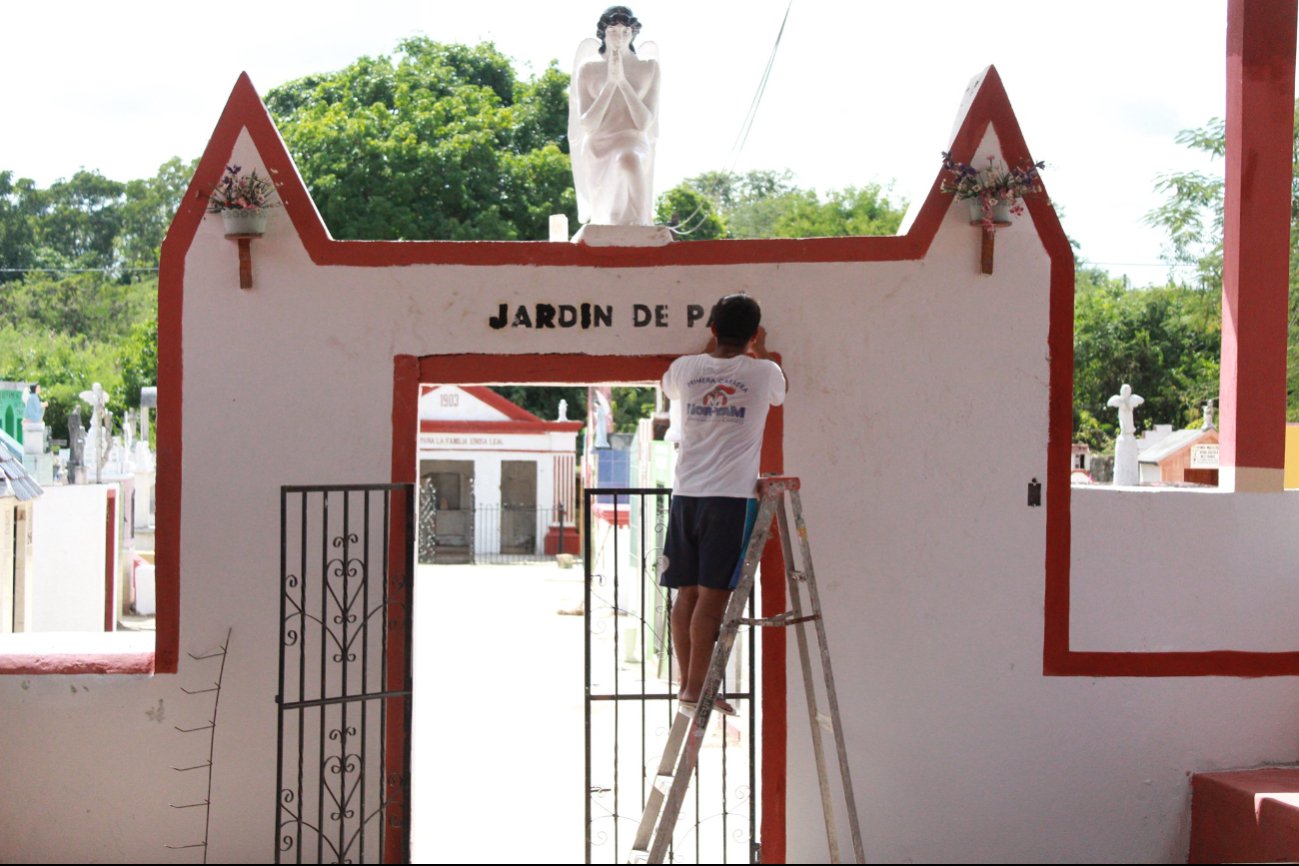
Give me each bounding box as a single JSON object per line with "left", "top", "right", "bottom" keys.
{"left": 749, "top": 327, "right": 789, "bottom": 393}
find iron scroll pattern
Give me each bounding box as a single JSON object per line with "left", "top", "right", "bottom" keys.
{"left": 277, "top": 484, "right": 414, "bottom": 864}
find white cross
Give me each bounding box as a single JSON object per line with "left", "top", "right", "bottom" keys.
{"left": 1107, "top": 384, "right": 1144, "bottom": 437}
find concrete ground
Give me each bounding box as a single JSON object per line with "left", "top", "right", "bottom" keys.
{"left": 411, "top": 561, "right": 588, "bottom": 863}
{"left": 409, "top": 560, "right": 754, "bottom": 864}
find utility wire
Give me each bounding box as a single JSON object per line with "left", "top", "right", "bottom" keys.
{"left": 727, "top": 0, "right": 794, "bottom": 171}
{"left": 670, "top": 0, "right": 794, "bottom": 236}
{"left": 0, "top": 266, "right": 159, "bottom": 274}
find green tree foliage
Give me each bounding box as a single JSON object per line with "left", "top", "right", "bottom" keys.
{"left": 0, "top": 158, "right": 193, "bottom": 280}
{"left": 118, "top": 157, "right": 196, "bottom": 271}
{"left": 0, "top": 171, "right": 39, "bottom": 282}
{"left": 489, "top": 385, "right": 587, "bottom": 425}
{"left": 0, "top": 324, "right": 125, "bottom": 439}
{"left": 769, "top": 185, "right": 906, "bottom": 237}
{"left": 483, "top": 386, "right": 656, "bottom": 440}
{"left": 1073, "top": 267, "right": 1221, "bottom": 449}
{"left": 266, "top": 39, "right": 575, "bottom": 241}
{"left": 0, "top": 275, "right": 159, "bottom": 439}
{"left": 657, "top": 169, "right": 907, "bottom": 240}
{"left": 610, "top": 387, "right": 657, "bottom": 433}
{"left": 1146, "top": 103, "right": 1299, "bottom": 420}
{"left": 118, "top": 308, "right": 158, "bottom": 427}
{"left": 655, "top": 185, "right": 726, "bottom": 239}
{"left": 0, "top": 272, "right": 153, "bottom": 338}
{"left": 0, "top": 155, "right": 187, "bottom": 440}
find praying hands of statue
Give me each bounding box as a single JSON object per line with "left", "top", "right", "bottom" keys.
{"left": 608, "top": 42, "right": 625, "bottom": 83}
{"left": 579, "top": 37, "right": 656, "bottom": 138}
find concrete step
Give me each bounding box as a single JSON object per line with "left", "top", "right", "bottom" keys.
{"left": 1190, "top": 768, "right": 1299, "bottom": 863}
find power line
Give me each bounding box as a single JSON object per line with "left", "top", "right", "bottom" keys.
{"left": 1087, "top": 261, "right": 1201, "bottom": 269}
{"left": 670, "top": 0, "right": 794, "bottom": 237}
{"left": 727, "top": 0, "right": 793, "bottom": 170}
{"left": 0, "top": 266, "right": 158, "bottom": 274}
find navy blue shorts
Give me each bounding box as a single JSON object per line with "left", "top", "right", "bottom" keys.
{"left": 660, "top": 496, "right": 759, "bottom": 591}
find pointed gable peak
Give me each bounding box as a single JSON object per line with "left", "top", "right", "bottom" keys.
{"left": 162, "top": 72, "right": 328, "bottom": 268}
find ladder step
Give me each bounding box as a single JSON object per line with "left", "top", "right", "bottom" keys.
{"left": 735, "top": 611, "right": 820, "bottom": 628}
{"left": 628, "top": 476, "right": 862, "bottom": 864}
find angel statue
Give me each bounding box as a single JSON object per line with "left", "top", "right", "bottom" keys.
{"left": 569, "top": 6, "right": 661, "bottom": 226}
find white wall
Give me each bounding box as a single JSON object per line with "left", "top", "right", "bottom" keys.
{"left": 0, "top": 499, "right": 13, "bottom": 632}
{"left": 418, "top": 384, "right": 510, "bottom": 421}
{"left": 418, "top": 449, "right": 550, "bottom": 554}
{"left": 3, "top": 127, "right": 1299, "bottom": 864}
{"left": 28, "top": 484, "right": 109, "bottom": 632}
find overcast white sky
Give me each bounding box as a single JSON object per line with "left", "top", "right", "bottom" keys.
{"left": 0, "top": 0, "right": 1270, "bottom": 285}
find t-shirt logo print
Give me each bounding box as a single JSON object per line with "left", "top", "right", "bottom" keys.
{"left": 688, "top": 383, "right": 746, "bottom": 421}
{"left": 702, "top": 384, "right": 737, "bottom": 407}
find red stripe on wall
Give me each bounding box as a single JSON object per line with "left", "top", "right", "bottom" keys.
{"left": 104, "top": 488, "right": 116, "bottom": 632}
{"left": 759, "top": 388, "right": 786, "bottom": 863}
{"left": 1218, "top": 0, "right": 1297, "bottom": 475}
{"left": 396, "top": 352, "right": 787, "bottom": 861}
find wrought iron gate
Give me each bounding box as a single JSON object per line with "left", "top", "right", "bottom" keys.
{"left": 277, "top": 484, "right": 415, "bottom": 864}
{"left": 584, "top": 487, "right": 758, "bottom": 864}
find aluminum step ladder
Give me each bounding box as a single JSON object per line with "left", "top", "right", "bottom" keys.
{"left": 628, "top": 476, "right": 864, "bottom": 864}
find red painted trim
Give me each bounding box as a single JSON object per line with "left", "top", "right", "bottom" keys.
{"left": 386, "top": 357, "right": 418, "bottom": 860}
{"left": 415, "top": 354, "right": 668, "bottom": 385}
{"left": 591, "top": 504, "right": 632, "bottom": 527}
{"left": 104, "top": 488, "right": 116, "bottom": 632}
{"left": 146, "top": 66, "right": 1005, "bottom": 688}
{"left": 920, "top": 68, "right": 1083, "bottom": 678}
{"left": 1046, "top": 650, "right": 1299, "bottom": 678}
{"left": 421, "top": 448, "right": 585, "bottom": 457}
{"left": 165, "top": 74, "right": 950, "bottom": 271}
{"left": 758, "top": 378, "right": 786, "bottom": 864}
{"left": 425, "top": 385, "right": 549, "bottom": 422}
{"left": 419, "top": 420, "right": 585, "bottom": 435}
{"left": 396, "top": 352, "right": 786, "bottom": 861}
{"left": 1218, "top": 0, "right": 1297, "bottom": 475}
{"left": 392, "top": 356, "right": 420, "bottom": 485}
{"left": 1033, "top": 3, "right": 1299, "bottom": 675}
{"left": 0, "top": 653, "right": 155, "bottom": 676}
{"left": 383, "top": 484, "right": 413, "bottom": 863}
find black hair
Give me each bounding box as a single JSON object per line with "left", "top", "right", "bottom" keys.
{"left": 708, "top": 294, "right": 762, "bottom": 347}
{"left": 597, "top": 6, "right": 641, "bottom": 54}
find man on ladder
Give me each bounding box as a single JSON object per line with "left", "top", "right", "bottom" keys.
{"left": 641, "top": 298, "right": 863, "bottom": 864}
{"left": 660, "top": 293, "right": 787, "bottom": 716}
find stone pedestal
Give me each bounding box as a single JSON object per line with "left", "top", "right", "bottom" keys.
{"left": 571, "top": 224, "right": 673, "bottom": 247}
{"left": 21, "top": 421, "right": 44, "bottom": 455}
{"left": 1113, "top": 434, "right": 1140, "bottom": 486}
{"left": 22, "top": 452, "right": 54, "bottom": 485}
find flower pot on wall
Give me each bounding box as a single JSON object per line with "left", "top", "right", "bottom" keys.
{"left": 221, "top": 208, "right": 269, "bottom": 236}
{"left": 968, "top": 199, "right": 1013, "bottom": 223}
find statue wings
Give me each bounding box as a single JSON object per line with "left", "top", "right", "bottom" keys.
{"left": 569, "top": 38, "right": 601, "bottom": 225}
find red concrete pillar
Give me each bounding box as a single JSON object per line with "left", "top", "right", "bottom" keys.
{"left": 1219, "top": 0, "right": 1297, "bottom": 491}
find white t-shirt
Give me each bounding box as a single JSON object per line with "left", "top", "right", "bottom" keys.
{"left": 662, "top": 353, "right": 786, "bottom": 498}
